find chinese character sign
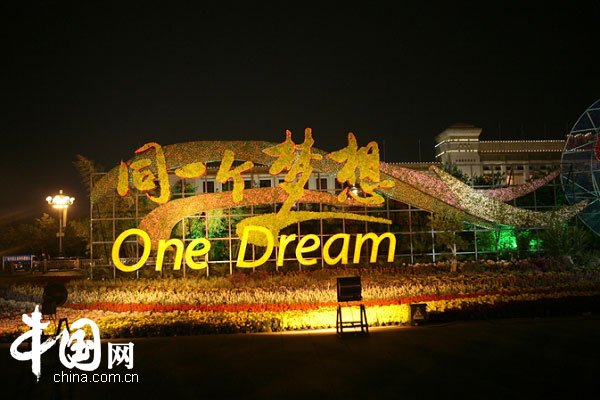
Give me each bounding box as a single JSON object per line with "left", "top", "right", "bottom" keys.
{"left": 9, "top": 306, "right": 57, "bottom": 381}
{"left": 10, "top": 307, "right": 135, "bottom": 380}
{"left": 58, "top": 318, "right": 101, "bottom": 371}
{"left": 216, "top": 150, "right": 254, "bottom": 202}
{"left": 328, "top": 132, "right": 394, "bottom": 204}
{"left": 117, "top": 142, "right": 210, "bottom": 204}
{"left": 108, "top": 342, "right": 134, "bottom": 369}
{"left": 263, "top": 128, "right": 322, "bottom": 215}
{"left": 92, "top": 129, "right": 587, "bottom": 272}
{"left": 117, "top": 142, "right": 171, "bottom": 203}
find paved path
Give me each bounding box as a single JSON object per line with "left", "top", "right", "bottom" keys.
{"left": 1, "top": 316, "right": 599, "bottom": 399}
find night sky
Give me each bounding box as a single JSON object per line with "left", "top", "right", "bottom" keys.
{"left": 1, "top": 2, "right": 599, "bottom": 220}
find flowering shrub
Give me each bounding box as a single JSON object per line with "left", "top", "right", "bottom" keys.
{"left": 227, "top": 270, "right": 270, "bottom": 286}
{"left": 4, "top": 269, "right": 599, "bottom": 306}
{"left": 513, "top": 256, "right": 575, "bottom": 272}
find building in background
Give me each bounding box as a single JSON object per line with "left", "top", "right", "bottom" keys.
{"left": 434, "top": 123, "right": 564, "bottom": 185}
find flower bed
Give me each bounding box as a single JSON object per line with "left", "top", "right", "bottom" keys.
{"left": 1, "top": 263, "right": 599, "bottom": 341}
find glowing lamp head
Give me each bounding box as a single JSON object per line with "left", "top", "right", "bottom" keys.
{"left": 46, "top": 190, "right": 75, "bottom": 209}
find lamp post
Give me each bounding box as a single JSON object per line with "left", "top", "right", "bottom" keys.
{"left": 46, "top": 190, "right": 75, "bottom": 255}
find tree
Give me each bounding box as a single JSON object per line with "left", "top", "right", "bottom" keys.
{"left": 0, "top": 213, "right": 88, "bottom": 258}
{"left": 67, "top": 217, "right": 91, "bottom": 256}
{"left": 74, "top": 154, "right": 143, "bottom": 264}
{"left": 171, "top": 179, "right": 197, "bottom": 199}
{"left": 35, "top": 213, "right": 59, "bottom": 254}
{"left": 0, "top": 220, "right": 40, "bottom": 255}
{"left": 430, "top": 212, "right": 469, "bottom": 272}
{"left": 540, "top": 224, "right": 593, "bottom": 263}
{"left": 73, "top": 155, "right": 104, "bottom": 195}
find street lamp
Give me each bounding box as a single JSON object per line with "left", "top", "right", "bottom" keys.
{"left": 46, "top": 190, "right": 75, "bottom": 255}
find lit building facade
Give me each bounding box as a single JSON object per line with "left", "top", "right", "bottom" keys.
{"left": 167, "top": 164, "right": 339, "bottom": 196}
{"left": 434, "top": 123, "right": 564, "bottom": 185}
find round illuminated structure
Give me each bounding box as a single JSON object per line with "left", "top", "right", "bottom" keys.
{"left": 561, "top": 99, "right": 600, "bottom": 235}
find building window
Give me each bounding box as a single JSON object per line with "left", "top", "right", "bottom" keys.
{"left": 244, "top": 180, "right": 252, "bottom": 189}
{"left": 203, "top": 181, "right": 215, "bottom": 193}
{"left": 222, "top": 181, "right": 233, "bottom": 192}
{"left": 319, "top": 178, "right": 328, "bottom": 190}
{"left": 259, "top": 179, "right": 272, "bottom": 188}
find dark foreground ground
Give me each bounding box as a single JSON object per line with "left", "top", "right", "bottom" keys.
{"left": 1, "top": 316, "right": 599, "bottom": 400}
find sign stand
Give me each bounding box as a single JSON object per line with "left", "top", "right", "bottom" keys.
{"left": 336, "top": 303, "right": 369, "bottom": 337}
{"left": 336, "top": 276, "right": 369, "bottom": 337}
{"left": 409, "top": 303, "right": 428, "bottom": 326}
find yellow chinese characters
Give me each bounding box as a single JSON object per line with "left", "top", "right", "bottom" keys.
{"left": 216, "top": 150, "right": 254, "bottom": 202}
{"left": 174, "top": 161, "right": 206, "bottom": 179}
{"left": 117, "top": 142, "right": 171, "bottom": 204}
{"left": 328, "top": 133, "right": 394, "bottom": 204}
{"left": 117, "top": 142, "right": 208, "bottom": 204}
{"left": 263, "top": 128, "right": 322, "bottom": 214}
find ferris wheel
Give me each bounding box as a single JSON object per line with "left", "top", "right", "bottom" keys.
{"left": 561, "top": 99, "right": 600, "bottom": 235}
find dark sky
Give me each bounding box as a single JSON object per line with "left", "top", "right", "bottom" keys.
{"left": 1, "top": 2, "right": 599, "bottom": 220}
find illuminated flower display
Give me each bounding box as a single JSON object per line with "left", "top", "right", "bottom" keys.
{"left": 1, "top": 265, "right": 599, "bottom": 339}
{"left": 137, "top": 188, "right": 389, "bottom": 250}
{"left": 380, "top": 163, "right": 562, "bottom": 208}
{"left": 430, "top": 166, "right": 587, "bottom": 227}
{"left": 92, "top": 132, "right": 586, "bottom": 256}
{"left": 478, "top": 170, "right": 560, "bottom": 202}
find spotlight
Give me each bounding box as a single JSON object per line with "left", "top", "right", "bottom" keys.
{"left": 42, "top": 283, "right": 70, "bottom": 336}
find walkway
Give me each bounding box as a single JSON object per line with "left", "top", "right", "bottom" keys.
{"left": 1, "top": 316, "right": 599, "bottom": 399}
